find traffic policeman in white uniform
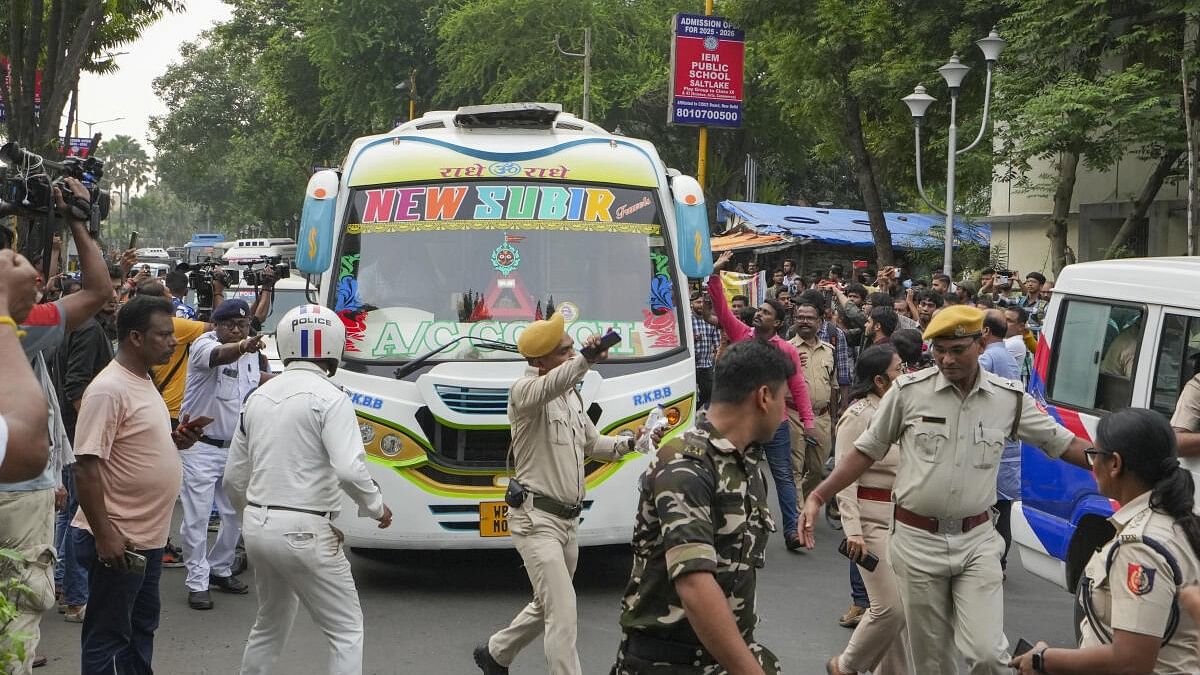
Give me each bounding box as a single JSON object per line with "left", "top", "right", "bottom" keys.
{"left": 178, "top": 298, "right": 270, "bottom": 609}
{"left": 224, "top": 303, "right": 392, "bottom": 675}
{"left": 798, "top": 306, "right": 1093, "bottom": 675}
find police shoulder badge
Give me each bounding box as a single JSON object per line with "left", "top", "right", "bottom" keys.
{"left": 1126, "top": 562, "right": 1157, "bottom": 596}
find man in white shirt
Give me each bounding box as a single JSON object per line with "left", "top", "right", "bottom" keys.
{"left": 177, "top": 299, "right": 270, "bottom": 609}
{"left": 224, "top": 304, "right": 392, "bottom": 675}
{"left": 1003, "top": 306, "right": 1030, "bottom": 381}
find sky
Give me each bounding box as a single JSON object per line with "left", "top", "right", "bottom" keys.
{"left": 76, "top": 1, "right": 233, "bottom": 156}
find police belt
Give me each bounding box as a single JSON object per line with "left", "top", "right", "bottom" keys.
{"left": 894, "top": 505, "right": 989, "bottom": 535}
{"left": 199, "top": 435, "right": 230, "bottom": 449}
{"left": 247, "top": 501, "right": 330, "bottom": 518}
{"left": 624, "top": 632, "right": 717, "bottom": 667}
{"left": 530, "top": 494, "right": 582, "bottom": 520}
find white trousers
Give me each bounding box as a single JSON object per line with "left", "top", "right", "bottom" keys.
{"left": 179, "top": 442, "right": 240, "bottom": 591}
{"left": 239, "top": 505, "right": 364, "bottom": 675}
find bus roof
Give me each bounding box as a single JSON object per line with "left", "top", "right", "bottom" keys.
{"left": 340, "top": 104, "right": 666, "bottom": 189}
{"left": 1054, "top": 257, "right": 1200, "bottom": 309}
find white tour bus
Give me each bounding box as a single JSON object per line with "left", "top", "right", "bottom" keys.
{"left": 293, "top": 103, "right": 714, "bottom": 549}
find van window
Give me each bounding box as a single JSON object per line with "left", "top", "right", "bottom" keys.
{"left": 1151, "top": 314, "right": 1200, "bottom": 417}
{"left": 1047, "top": 299, "right": 1145, "bottom": 412}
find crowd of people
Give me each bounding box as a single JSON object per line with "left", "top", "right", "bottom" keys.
{"left": 0, "top": 179, "right": 294, "bottom": 674}
{"left": 5, "top": 195, "right": 1200, "bottom": 675}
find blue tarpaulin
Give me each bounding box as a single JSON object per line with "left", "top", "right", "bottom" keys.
{"left": 717, "top": 201, "right": 989, "bottom": 251}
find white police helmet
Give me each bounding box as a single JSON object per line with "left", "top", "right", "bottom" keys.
{"left": 275, "top": 303, "right": 346, "bottom": 372}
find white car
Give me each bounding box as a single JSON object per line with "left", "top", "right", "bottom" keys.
{"left": 136, "top": 247, "right": 171, "bottom": 261}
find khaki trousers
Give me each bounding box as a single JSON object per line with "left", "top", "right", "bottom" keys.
{"left": 489, "top": 503, "right": 581, "bottom": 675}
{"left": 788, "top": 410, "right": 832, "bottom": 502}
{"left": 888, "top": 518, "right": 1009, "bottom": 675}
{"left": 0, "top": 488, "right": 57, "bottom": 675}
{"left": 839, "top": 499, "right": 909, "bottom": 675}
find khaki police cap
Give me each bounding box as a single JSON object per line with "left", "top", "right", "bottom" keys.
{"left": 517, "top": 312, "right": 566, "bottom": 358}
{"left": 922, "top": 304, "right": 985, "bottom": 341}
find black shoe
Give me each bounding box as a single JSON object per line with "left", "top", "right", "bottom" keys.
{"left": 231, "top": 546, "right": 248, "bottom": 576}
{"left": 473, "top": 644, "right": 508, "bottom": 674}
{"left": 188, "top": 590, "right": 213, "bottom": 610}
{"left": 209, "top": 573, "right": 249, "bottom": 594}
{"left": 785, "top": 533, "right": 804, "bottom": 552}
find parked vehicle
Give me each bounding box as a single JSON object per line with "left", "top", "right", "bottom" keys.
{"left": 1014, "top": 258, "right": 1200, "bottom": 617}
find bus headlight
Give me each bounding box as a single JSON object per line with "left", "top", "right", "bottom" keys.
{"left": 359, "top": 423, "right": 376, "bottom": 445}
{"left": 379, "top": 434, "right": 403, "bottom": 457}
{"left": 664, "top": 407, "right": 682, "bottom": 427}
{"left": 357, "top": 414, "right": 427, "bottom": 464}
{"left": 601, "top": 394, "right": 695, "bottom": 443}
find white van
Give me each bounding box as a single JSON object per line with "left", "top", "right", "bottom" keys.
{"left": 1014, "top": 257, "right": 1200, "bottom": 605}
{"left": 222, "top": 238, "right": 297, "bottom": 265}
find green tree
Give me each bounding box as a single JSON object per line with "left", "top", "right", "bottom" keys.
{"left": 731, "top": 0, "right": 1000, "bottom": 270}
{"left": 0, "top": 0, "right": 182, "bottom": 151}
{"left": 995, "top": 0, "right": 1194, "bottom": 273}
{"left": 98, "top": 134, "right": 151, "bottom": 197}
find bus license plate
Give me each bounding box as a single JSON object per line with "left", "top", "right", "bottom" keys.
{"left": 479, "top": 501, "right": 510, "bottom": 537}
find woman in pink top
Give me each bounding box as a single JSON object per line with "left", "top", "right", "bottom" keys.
{"left": 708, "top": 252, "right": 815, "bottom": 550}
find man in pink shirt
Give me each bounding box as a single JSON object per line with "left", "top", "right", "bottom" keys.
{"left": 72, "top": 296, "right": 203, "bottom": 674}
{"left": 709, "top": 252, "right": 815, "bottom": 550}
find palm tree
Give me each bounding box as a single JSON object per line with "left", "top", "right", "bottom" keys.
{"left": 98, "top": 135, "right": 152, "bottom": 197}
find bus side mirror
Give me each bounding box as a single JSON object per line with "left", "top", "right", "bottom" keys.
{"left": 296, "top": 169, "right": 339, "bottom": 275}
{"left": 670, "top": 175, "right": 713, "bottom": 279}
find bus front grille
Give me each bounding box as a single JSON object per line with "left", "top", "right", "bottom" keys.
{"left": 434, "top": 385, "right": 510, "bottom": 415}
{"left": 416, "top": 407, "right": 511, "bottom": 468}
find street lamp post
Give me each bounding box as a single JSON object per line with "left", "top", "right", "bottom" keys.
{"left": 76, "top": 117, "right": 125, "bottom": 138}
{"left": 903, "top": 29, "right": 1006, "bottom": 276}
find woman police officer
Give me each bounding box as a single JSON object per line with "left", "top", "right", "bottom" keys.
{"left": 1011, "top": 407, "right": 1200, "bottom": 674}
{"left": 827, "top": 345, "right": 909, "bottom": 675}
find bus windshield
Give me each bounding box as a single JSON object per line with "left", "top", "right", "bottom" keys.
{"left": 333, "top": 181, "right": 684, "bottom": 362}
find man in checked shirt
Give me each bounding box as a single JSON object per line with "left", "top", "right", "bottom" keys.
{"left": 690, "top": 289, "right": 721, "bottom": 408}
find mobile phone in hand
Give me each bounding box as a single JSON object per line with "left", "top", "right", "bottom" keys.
{"left": 128, "top": 231, "right": 138, "bottom": 250}
{"left": 124, "top": 550, "right": 147, "bottom": 575}
{"left": 580, "top": 330, "right": 621, "bottom": 359}
{"left": 1013, "top": 638, "right": 1035, "bottom": 656}
{"left": 838, "top": 537, "right": 880, "bottom": 572}
{"left": 183, "top": 415, "right": 214, "bottom": 431}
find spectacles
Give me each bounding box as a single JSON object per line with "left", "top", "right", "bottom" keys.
{"left": 1083, "top": 447, "right": 1113, "bottom": 467}
{"left": 218, "top": 320, "right": 251, "bottom": 330}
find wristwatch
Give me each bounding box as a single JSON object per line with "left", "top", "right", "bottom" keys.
{"left": 1031, "top": 647, "right": 1048, "bottom": 673}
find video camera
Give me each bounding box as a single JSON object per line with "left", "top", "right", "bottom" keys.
{"left": 0, "top": 141, "right": 110, "bottom": 240}
{"left": 180, "top": 257, "right": 239, "bottom": 316}
{"left": 239, "top": 255, "right": 289, "bottom": 288}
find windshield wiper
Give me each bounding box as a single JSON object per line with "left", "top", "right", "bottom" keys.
{"left": 393, "top": 335, "right": 519, "bottom": 379}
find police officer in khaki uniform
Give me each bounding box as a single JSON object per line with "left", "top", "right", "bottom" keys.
{"left": 1171, "top": 372, "right": 1200, "bottom": 456}
{"left": 1011, "top": 408, "right": 1200, "bottom": 674}
{"left": 788, "top": 299, "right": 837, "bottom": 503}
{"left": 475, "top": 313, "right": 645, "bottom": 675}
{"left": 798, "top": 306, "right": 1092, "bottom": 675}
{"left": 828, "top": 345, "right": 908, "bottom": 675}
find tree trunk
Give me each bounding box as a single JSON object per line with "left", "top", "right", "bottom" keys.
{"left": 1047, "top": 151, "right": 1079, "bottom": 277}
{"left": 1103, "top": 149, "right": 1183, "bottom": 259}
{"left": 842, "top": 94, "right": 896, "bottom": 268}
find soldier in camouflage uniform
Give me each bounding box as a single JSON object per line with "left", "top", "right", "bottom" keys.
{"left": 613, "top": 340, "right": 796, "bottom": 674}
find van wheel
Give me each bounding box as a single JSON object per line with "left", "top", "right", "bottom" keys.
{"left": 1080, "top": 578, "right": 1089, "bottom": 638}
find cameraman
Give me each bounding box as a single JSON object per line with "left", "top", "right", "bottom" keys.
{"left": 247, "top": 264, "right": 278, "bottom": 333}
{"left": 4, "top": 177, "right": 112, "bottom": 674}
